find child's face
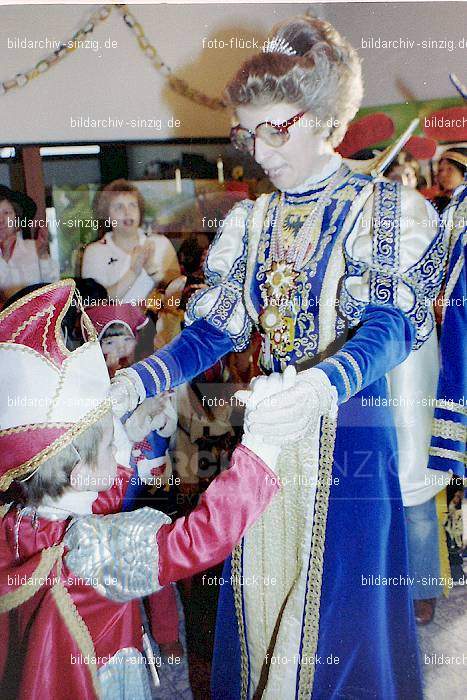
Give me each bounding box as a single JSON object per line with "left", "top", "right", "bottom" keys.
{"left": 101, "top": 330, "right": 137, "bottom": 377}
{"left": 72, "top": 413, "right": 118, "bottom": 492}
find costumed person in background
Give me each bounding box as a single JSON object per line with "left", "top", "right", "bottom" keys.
{"left": 0, "top": 280, "right": 287, "bottom": 700}
{"left": 385, "top": 151, "right": 420, "bottom": 189}
{"left": 431, "top": 147, "right": 467, "bottom": 215}
{"left": 429, "top": 167, "right": 466, "bottom": 584}
{"left": 386, "top": 153, "right": 446, "bottom": 624}
{"left": 0, "top": 186, "right": 58, "bottom": 305}
{"left": 67, "top": 16, "right": 446, "bottom": 700}
{"left": 81, "top": 179, "right": 180, "bottom": 303}
{"left": 86, "top": 301, "right": 192, "bottom": 699}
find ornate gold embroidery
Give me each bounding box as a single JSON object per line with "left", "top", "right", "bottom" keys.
{"left": 433, "top": 418, "right": 467, "bottom": 443}
{"left": 297, "top": 414, "right": 338, "bottom": 699}
{"left": 244, "top": 194, "right": 272, "bottom": 327}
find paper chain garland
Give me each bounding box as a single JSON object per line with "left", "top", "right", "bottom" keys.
{"left": 0, "top": 4, "right": 227, "bottom": 111}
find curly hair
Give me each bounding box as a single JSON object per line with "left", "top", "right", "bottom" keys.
{"left": 224, "top": 15, "right": 363, "bottom": 147}
{"left": 93, "top": 179, "right": 146, "bottom": 228}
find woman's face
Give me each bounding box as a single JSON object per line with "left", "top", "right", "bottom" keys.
{"left": 0, "top": 199, "right": 18, "bottom": 240}
{"left": 437, "top": 159, "right": 464, "bottom": 193}
{"left": 108, "top": 193, "right": 141, "bottom": 235}
{"left": 235, "top": 102, "right": 333, "bottom": 191}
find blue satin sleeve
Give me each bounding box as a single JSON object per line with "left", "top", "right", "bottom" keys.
{"left": 131, "top": 319, "right": 234, "bottom": 397}
{"left": 317, "top": 303, "right": 415, "bottom": 404}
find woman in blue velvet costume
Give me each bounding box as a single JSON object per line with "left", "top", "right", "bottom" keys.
{"left": 107, "top": 16, "right": 446, "bottom": 700}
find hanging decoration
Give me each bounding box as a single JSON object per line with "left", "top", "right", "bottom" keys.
{"left": 0, "top": 4, "right": 227, "bottom": 111}
{"left": 0, "top": 5, "right": 113, "bottom": 96}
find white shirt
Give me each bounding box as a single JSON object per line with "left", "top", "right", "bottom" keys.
{"left": 82, "top": 229, "right": 181, "bottom": 302}
{"left": 0, "top": 232, "right": 59, "bottom": 300}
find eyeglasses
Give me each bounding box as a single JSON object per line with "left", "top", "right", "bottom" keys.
{"left": 230, "top": 111, "right": 305, "bottom": 157}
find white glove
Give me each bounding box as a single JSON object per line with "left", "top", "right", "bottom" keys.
{"left": 245, "top": 367, "right": 337, "bottom": 445}
{"left": 124, "top": 394, "right": 177, "bottom": 442}
{"left": 235, "top": 366, "right": 297, "bottom": 470}
{"left": 110, "top": 371, "right": 142, "bottom": 418}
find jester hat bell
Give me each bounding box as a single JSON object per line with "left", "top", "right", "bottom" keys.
{"left": 0, "top": 280, "right": 111, "bottom": 490}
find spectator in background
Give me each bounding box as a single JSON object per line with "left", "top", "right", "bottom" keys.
{"left": 82, "top": 179, "right": 180, "bottom": 303}
{"left": 431, "top": 147, "right": 467, "bottom": 214}
{"left": 385, "top": 152, "right": 420, "bottom": 189}
{"left": 0, "top": 186, "right": 58, "bottom": 305}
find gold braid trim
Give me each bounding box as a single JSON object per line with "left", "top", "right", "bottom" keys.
{"left": 10, "top": 304, "right": 53, "bottom": 343}
{"left": 0, "top": 400, "right": 112, "bottom": 491}
{"left": 429, "top": 446, "right": 467, "bottom": 465}
{"left": 244, "top": 195, "right": 272, "bottom": 327}
{"left": 232, "top": 543, "right": 249, "bottom": 700}
{"left": 442, "top": 254, "right": 464, "bottom": 323}
{"left": 432, "top": 418, "right": 467, "bottom": 444}
{"left": 0, "top": 421, "right": 74, "bottom": 435}
{"left": 152, "top": 356, "right": 171, "bottom": 391}
{"left": 435, "top": 399, "right": 467, "bottom": 417}
{"left": 0, "top": 341, "right": 60, "bottom": 373}
{"left": 298, "top": 413, "right": 338, "bottom": 699}
{"left": 46, "top": 359, "right": 68, "bottom": 421}
{"left": 322, "top": 358, "right": 351, "bottom": 401}
{"left": 338, "top": 351, "right": 363, "bottom": 393}
{"left": 0, "top": 533, "right": 100, "bottom": 697}
{"left": 51, "top": 580, "right": 101, "bottom": 698}
{"left": 140, "top": 360, "right": 162, "bottom": 394}
{"left": 0, "top": 504, "right": 11, "bottom": 518}
{"left": 0, "top": 279, "right": 76, "bottom": 358}
{"left": 0, "top": 544, "right": 63, "bottom": 613}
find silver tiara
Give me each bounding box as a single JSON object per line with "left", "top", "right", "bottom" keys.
{"left": 262, "top": 37, "right": 297, "bottom": 56}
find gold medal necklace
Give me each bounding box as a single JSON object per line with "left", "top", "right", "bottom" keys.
{"left": 259, "top": 166, "right": 347, "bottom": 365}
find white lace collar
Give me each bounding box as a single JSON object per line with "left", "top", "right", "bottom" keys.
{"left": 36, "top": 489, "right": 99, "bottom": 520}
{"left": 284, "top": 154, "right": 343, "bottom": 194}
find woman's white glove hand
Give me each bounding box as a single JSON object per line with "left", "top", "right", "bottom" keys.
{"left": 124, "top": 394, "right": 177, "bottom": 442}
{"left": 235, "top": 366, "right": 297, "bottom": 470}
{"left": 244, "top": 367, "right": 337, "bottom": 445}
{"left": 109, "top": 373, "right": 141, "bottom": 418}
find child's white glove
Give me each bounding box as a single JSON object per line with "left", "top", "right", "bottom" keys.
{"left": 124, "top": 394, "right": 177, "bottom": 442}
{"left": 110, "top": 371, "right": 142, "bottom": 417}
